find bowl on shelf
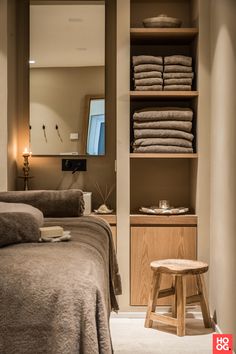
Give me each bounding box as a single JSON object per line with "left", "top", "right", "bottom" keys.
{"left": 142, "top": 14, "right": 182, "bottom": 28}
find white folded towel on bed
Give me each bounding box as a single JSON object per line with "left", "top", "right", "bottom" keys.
{"left": 39, "top": 230, "right": 71, "bottom": 242}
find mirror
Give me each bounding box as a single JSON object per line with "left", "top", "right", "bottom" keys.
{"left": 29, "top": 1, "right": 105, "bottom": 156}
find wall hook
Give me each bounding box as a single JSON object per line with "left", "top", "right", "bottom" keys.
{"left": 42, "top": 124, "right": 47, "bottom": 143}
{"left": 55, "top": 124, "right": 63, "bottom": 142}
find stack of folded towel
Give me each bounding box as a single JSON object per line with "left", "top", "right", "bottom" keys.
{"left": 132, "top": 55, "right": 163, "bottom": 91}
{"left": 132, "top": 107, "right": 194, "bottom": 153}
{"left": 163, "top": 55, "right": 194, "bottom": 91}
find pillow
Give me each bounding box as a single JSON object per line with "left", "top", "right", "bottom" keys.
{"left": 0, "top": 189, "right": 85, "bottom": 217}
{"left": 0, "top": 202, "right": 44, "bottom": 247}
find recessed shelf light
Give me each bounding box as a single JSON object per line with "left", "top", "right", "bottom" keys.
{"left": 29, "top": 60, "right": 35, "bottom": 64}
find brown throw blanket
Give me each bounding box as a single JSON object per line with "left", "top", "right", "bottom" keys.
{"left": 0, "top": 216, "right": 121, "bottom": 354}
{"left": 164, "top": 55, "right": 192, "bottom": 67}
{"left": 133, "top": 120, "right": 192, "bottom": 132}
{"left": 133, "top": 107, "right": 193, "bottom": 121}
{"left": 0, "top": 189, "right": 84, "bottom": 217}
{"left": 133, "top": 137, "right": 193, "bottom": 148}
{"left": 134, "top": 64, "right": 163, "bottom": 73}
{"left": 133, "top": 145, "right": 193, "bottom": 153}
{"left": 132, "top": 55, "right": 163, "bottom": 66}
{"left": 134, "top": 129, "right": 194, "bottom": 141}
{"left": 134, "top": 71, "right": 162, "bottom": 79}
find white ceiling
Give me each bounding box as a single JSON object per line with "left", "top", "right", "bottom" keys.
{"left": 30, "top": 4, "right": 105, "bottom": 67}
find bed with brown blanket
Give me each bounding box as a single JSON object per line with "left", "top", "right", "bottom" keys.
{"left": 0, "top": 191, "right": 121, "bottom": 354}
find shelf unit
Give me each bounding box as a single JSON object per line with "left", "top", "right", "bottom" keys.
{"left": 129, "top": 0, "right": 199, "bottom": 306}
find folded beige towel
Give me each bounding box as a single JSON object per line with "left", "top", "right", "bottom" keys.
{"left": 164, "top": 55, "right": 192, "bottom": 67}
{"left": 133, "top": 55, "right": 163, "bottom": 66}
{"left": 134, "top": 129, "right": 194, "bottom": 141}
{"left": 135, "top": 78, "right": 163, "bottom": 86}
{"left": 133, "top": 107, "right": 193, "bottom": 121}
{"left": 163, "top": 72, "right": 194, "bottom": 79}
{"left": 133, "top": 120, "right": 192, "bottom": 132}
{"left": 134, "top": 64, "right": 163, "bottom": 73}
{"left": 134, "top": 71, "right": 162, "bottom": 79}
{"left": 164, "top": 78, "right": 192, "bottom": 85}
{"left": 164, "top": 65, "right": 192, "bottom": 73}
{"left": 133, "top": 137, "right": 193, "bottom": 148}
{"left": 164, "top": 85, "right": 191, "bottom": 91}
{"left": 133, "top": 145, "right": 193, "bottom": 153}
{"left": 135, "top": 85, "right": 162, "bottom": 91}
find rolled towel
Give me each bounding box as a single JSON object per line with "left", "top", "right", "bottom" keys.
{"left": 133, "top": 137, "right": 193, "bottom": 148}
{"left": 134, "top": 64, "right": 163, "bottom": 73}
{"left": 164, "top": 85, "right": 191, "bottom": 91}
{"left": 133, "top": 55, "right": 163, "bottom": 66}
{"left": 133, "top": 107, "right": 193, "bottom": 122}
{"left": 134, "top": 71, "right": 162, "bottom": 79}
{"left": 164, "top": 78, "right": 192, "bottom": 85}
{"left": 164, "top": 65, "right": 192, "bottom": 73}
{"left": 135, "top": 78, "right": 163, "bottom": 86}
{"left": 135, "top": 85, "right": 162, "bottom": 91}
{"left": 163, "top": 72, "right": 194, "bottom": 79}
{"left": 164, "top": 55, "right": 192, "bottom": 67}
{"left": 0, "top": 189, "right": 85, "bottom": 217}
{"left": 133, "top": 145, "right": 193, "bottom": 153}
{"left": 133, "top": 120, "right": 192, "bottom": 132}
{"left": 134, "top": 129, "right": 194, "bottom": 141}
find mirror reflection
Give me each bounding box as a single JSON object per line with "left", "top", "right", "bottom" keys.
{"left": 29, "top": 1, "right": 105, "bottom": 156}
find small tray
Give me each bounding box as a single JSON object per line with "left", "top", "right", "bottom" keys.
{"left": 139, "top": 206, "right": 189, "bottom": 215}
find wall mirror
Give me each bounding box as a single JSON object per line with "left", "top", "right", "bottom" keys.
{"left": 29, "top": 1, "right": 105, "bottom": 156}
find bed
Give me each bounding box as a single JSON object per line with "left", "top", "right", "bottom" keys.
{"left": 0, "top": 191, "right": 121, "bottom": 354}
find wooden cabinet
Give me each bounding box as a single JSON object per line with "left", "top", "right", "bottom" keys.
{"left": 130, "top": 217, "right": 197, "bottom": 305}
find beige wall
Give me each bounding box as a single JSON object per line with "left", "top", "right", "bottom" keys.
{"left": 16, "top": 0, "right": 117, "bottom": 211}
{"left": 210, "top": 0, "right": 236, "bottom": 344}
{"left": 30, "top": 66, "right": 104, "bottom": 155}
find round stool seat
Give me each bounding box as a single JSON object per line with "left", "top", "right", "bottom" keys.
{"left": 150, "top": 259, "right": 208, "bottom": 275}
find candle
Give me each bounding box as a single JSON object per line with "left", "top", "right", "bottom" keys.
{"left": 23, "top": 148, "right": 30, "bottom": 157}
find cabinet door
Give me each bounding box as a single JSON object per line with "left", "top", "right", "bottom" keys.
{"left": 130, "top": 226, "right": 197, "bottom": 306}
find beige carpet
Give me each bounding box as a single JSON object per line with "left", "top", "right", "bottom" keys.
{"left": 110, "top": 315, "right": 214, "bottom": 354}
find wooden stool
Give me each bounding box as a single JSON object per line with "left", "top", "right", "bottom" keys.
{"left": 145, "top": 259, "right": 212, "bottom": 336}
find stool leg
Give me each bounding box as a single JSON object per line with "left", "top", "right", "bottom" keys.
{"left": 145, "top": 271, "right": 162, "bottom": 328}
{"left": 196, "top": 274, "right": 212, "bottom": 328}
{"left": 172, "top": 275, "right": 177, "bottom": 318}
{"left": 176, "top": 276, "right": 186, "bottom": 336}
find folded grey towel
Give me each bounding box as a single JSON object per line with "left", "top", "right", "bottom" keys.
{"left": 164, "top": 65, "right": 192, "bottom": 73}
{"left": 135, "top": 85, "right": 162, "bottom": 91}
{"left": 164, "top": 85, "right": 191, "bottom": 91}
{"left": 133, "top": 107, "right": 193, "bottom": 121}
{"left": 164, "top": 78, "right": 192, "bottom": 85}
{"left": 134, "top": 129, "right": 194, "bottom": 141}
{"left": 133, "top": 145, "right": 193, "bottom": 153}
{"left": 164, "top": 55, "right": 192, "bottom": 67}
{"left": 135, "top": 78, "right": 163, "bottom": 86}
{"left": 133, "top": 120, "right": 192, "bottom": 132}
{"left": 0, "top": 202, "right": 44, "bottom": 247}
{"left": 133, "top": 137, "right": 193, "bottom": 148}
{"left": 134, "top": 64, "right": 163, "bottom": 73}
{"left": 163, "top": 72, "right": 194, "bottom": 79}
{"left": 134, "top": 71, "right": 162, "bottom": 79}
{"left": 0, "top": 189, "right": 84, "bottom": 217}
{"left": 133, "top": 55, "right": 163, "bottom": 66}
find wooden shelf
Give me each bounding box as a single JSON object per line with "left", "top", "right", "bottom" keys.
{"left": 130, "top": 153, "right": 198, "bottom": 159}
{"left": 91, "top": 213, "right": 116, "bottom": 224}
{"left": 130, "top": 28, "right": 198, "bottom": 44}
{"left": 130, "top": 214, "right": 197, "bottom": 225}
{"left": 130, "top": 91, "right": 198, "bottom": 101}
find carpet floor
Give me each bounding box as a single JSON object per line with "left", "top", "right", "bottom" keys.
{"left": 110, "top": 316, "right": 214, "bottom": 354}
